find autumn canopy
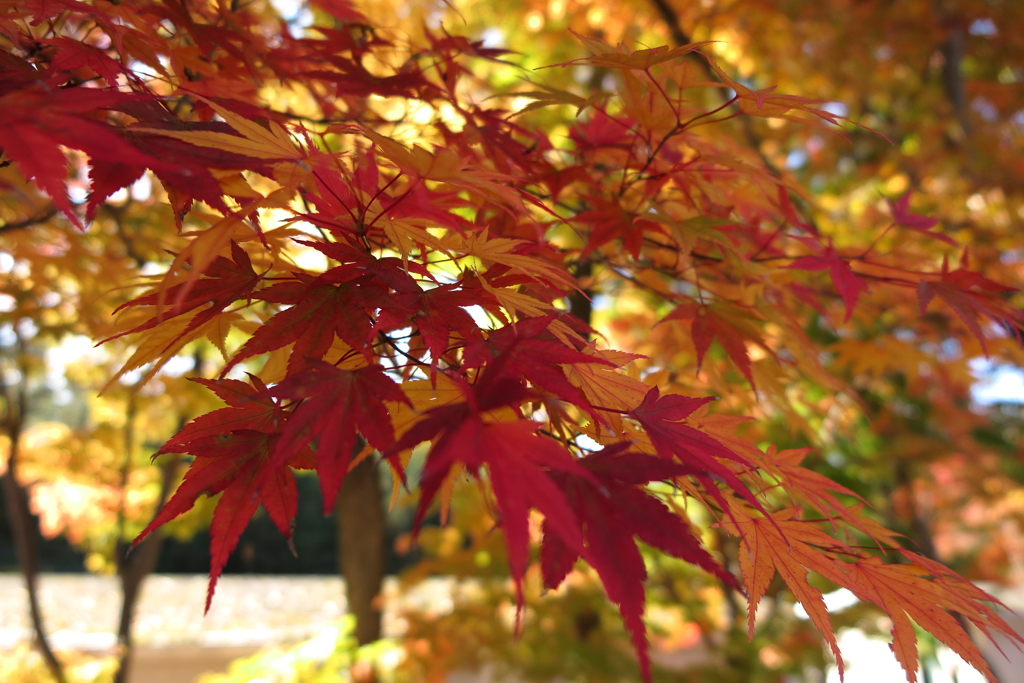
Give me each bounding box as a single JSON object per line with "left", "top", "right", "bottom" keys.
{"left": 2, "top": 0, "right": 1024, "bottom": 681}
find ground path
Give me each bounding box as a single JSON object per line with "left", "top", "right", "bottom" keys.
{"left": 1, "top": 574, "right": 1022, "bottom": 682}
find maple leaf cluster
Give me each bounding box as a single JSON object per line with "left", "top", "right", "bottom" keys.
{"left": 2, "top": 1, "right": 1023, "bottom": 681}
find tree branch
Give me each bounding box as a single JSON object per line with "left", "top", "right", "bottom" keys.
{"left": 647, "top": 0, "right": 821, "bottom": 231}
{"left": 647, "top": 0, "right": 693, "bottom": 50}
{"left": 0, "top": 208, "right": 58, "bottom": 236}
{"left": 936, "top": 3, "right": 972, "bottom": 138}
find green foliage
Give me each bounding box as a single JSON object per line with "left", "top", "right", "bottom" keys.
{"left": 197, "top": 617, "right": 403, "bottom": 683}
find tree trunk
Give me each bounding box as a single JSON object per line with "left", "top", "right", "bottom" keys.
{"left": 568, "top": 259, "right": 594, "bottom": 332}
{"left": 1, "top": 349, "right": 67, "bottom": 683}
{"left": 1, "top": 470, "right": 67, "bottom": 683}
{"left": 894, "top": 458, "right": 1001, "bottom": 683}
{"left": 112, "top": 352, "right": 199, "bottom": 683}
{"left": 336, "top": 454, "right": 386, "bottom": 646}
{"left": 112, "top": 453, "right": 180, "bottom": 683}
{"left": 935, "top": 0, "right": 971, "bottom": 138}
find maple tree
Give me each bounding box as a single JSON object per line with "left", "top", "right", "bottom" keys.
{"left": 2, "top": 0, "right": 1024, "bottom": 682}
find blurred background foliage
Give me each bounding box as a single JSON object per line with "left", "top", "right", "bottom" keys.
{"left": 2, "top": 0, "right": 1023, "bottom": 682}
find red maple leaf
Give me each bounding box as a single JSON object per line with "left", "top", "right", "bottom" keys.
{"left": 303, "top": 61, "right": 427, "bottom": 99}
{"left": 576, "top": 197, "right": 665, "bottom": 259}
{"left": 423, "top": 419, "right": 587, "bottom": 617}
{"left": 461, "top": 315, "right": 612, "bottom": 413}
{"left": 134, "top": 430, "right": 306, "bottom": 612}
{"left": 787, "top": 242, "right": 868, "bottom": 321}
{"left": 541, "top": 445, "right": 739, "bottom": 681}
{"left": 662, "top": 301, "right": 758, "bottom": 389}
{"left": 0, "top": 86, "right": 160, "bottom": 228}
{"left": 268, "top": 361, "right": 410, "bottom": 510}
{"left": 159, "top": 375, "right": 281, "bottom": 455}
{"left": 776, "top": 185, "right": 814, "bottom": 233}
{"left": 24, "top": 0, "right": 93, "bottom": 25}
{"left": 389, "top": 379, "right": 589, "bottom": 618}
{"left": 629, "top": 387, "right": 765, "bottom": 514}
{"left": 570, "top": 108, "right": 634, "bottom": 154}
{"left": 44, "top": 37, "right": 124, "bottom": 86}
{"left": 298, "top": 238, "right": 434, "bottom": 294}
{"left": 224, "top": 267, "right": 390, "bottom": 374}
{"left": 425, "top": 26, "right": 512, "bottom": 62}
{"left": 374, "top": 283, "right": 485, "bottom": 363}
{"left": 88, "top": 100, "right": 279, "bottom": 223}
{"left": 887, "top": 191, "right": 955, "bottom": 245}
{"left": 109, "top": 241, "right": 261, "bottom": 343}
{"left": 918, "top": 262, "right": 1024, "bottom": 354}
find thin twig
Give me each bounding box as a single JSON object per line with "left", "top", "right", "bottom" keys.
{"left": 0, "top": 208, "right": 58, "bottom": 235}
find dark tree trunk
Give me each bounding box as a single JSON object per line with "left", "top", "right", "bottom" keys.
{"left": 1, "top": 469, "right": 67, "bottom": 683}
{"left": 336, "top": 454, "right": 386, "bottom": 646}
{"left": 1, "top": 348, "right": 67, "bottom": 683}
{"left": 894, "top": 458, "right": 1001, "bottom": 683}
{"left": 935, "top": 0, "right": 971, "bottom": 138}
{"left": 111, "top": 351, "right": 199, "bottom": 683}
{"left": 112, "top": 453, "right": 180, "bottom": 683}
{"left": 568, "top": 259, "right": 594, "bottom": 331}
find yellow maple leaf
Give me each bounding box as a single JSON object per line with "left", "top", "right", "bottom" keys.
{"left": 134, "top": 98, "right": 305, "bottom": 161}
{"left": 719, "top": 506, "right": 847, "bottom": 678}
{"left": 104, "top": 309, "right": 208, "bottom": 392}
{"left": 463, "top": 232, "right": 575, "bottom": 288}
{"left": 565, "top": 346, "right": 649, "bottom": 436}
{"left": 204, "top": 310, "right": 243, "bottom": 359}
